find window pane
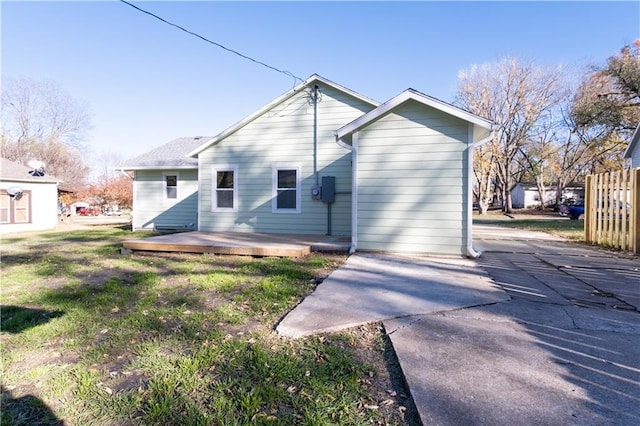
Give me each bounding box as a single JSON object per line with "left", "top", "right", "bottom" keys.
{"left": 166, "top": 187, "right": 177, "bottom": 199}
{"left": 166, "top": 175, "right": 177, "bottom": 187}
{"left": 217, "top": 190, "right": 233, "bottom": 208}
{"left": 277, "top": 189, "right": 296, "bottom": 209}
{"left": 0, "top": 193, "right": 9, "bottom": 208}
{"left": 217, "top": 171, "right": 234, "bottom": 189}
{"left": 277, "top": 170, "right": 296, "bottom": 189}
{"left": 15, "top": 208, "right": 28, "bottom": 222}
{"left": 0, "top": 208, "right": 8, "bottom": 223}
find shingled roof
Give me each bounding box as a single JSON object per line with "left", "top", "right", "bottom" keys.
{"left": 119, "top": 136, "right": 212, "bottom": 170}
{"left": 1, "top": 158, "right": 61, "bottom": 183}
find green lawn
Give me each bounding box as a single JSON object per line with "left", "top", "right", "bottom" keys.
{"left": 1, "top": 226, "right": 414, "bottom": 425}
{"left": 484, "top": 219, "right": 585, "bottom": 240}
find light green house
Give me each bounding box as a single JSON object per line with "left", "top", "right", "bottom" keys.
{"left": 122, "top": 75, "right": 492, "bottom": 256}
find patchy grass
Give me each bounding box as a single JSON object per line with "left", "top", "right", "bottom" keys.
{"left": 1, "top": 225, "right": 417, "bottom": 425}
{"left": 475, "top": 209, "right": 585, "bottom": 240}
{"left": 488, "top": 219, "right": 584, "bottom": 240}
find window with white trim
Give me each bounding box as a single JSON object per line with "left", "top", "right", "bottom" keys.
{"left": 212, "top": 165, "right": 238, "bottom": 211}
{"left": 164, "top": 174, "right": 178, "bottom": 199}
{"left": 0, "top": 190, "right": 32, "bottom": 224}
{"left": 272, "top": 165, "right": 301, "bottom": 213}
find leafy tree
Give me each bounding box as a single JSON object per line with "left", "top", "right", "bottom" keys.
{"left": 1, "top": 77, "right": 92, "bottom": 188}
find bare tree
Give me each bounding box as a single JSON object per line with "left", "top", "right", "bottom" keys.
{"left": 456, "top": 57, "right": 564, "bottom": 213}
{"left": 1, "top": 77, "right": 92, "bottom": 188}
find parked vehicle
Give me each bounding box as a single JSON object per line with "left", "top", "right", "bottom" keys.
{"left": 559, "top": 201, "right": 585, "bottom": 220}
{"left": 77, "top": 207, "right": 101, "bottom": 216}
{"left": 105, "top": 209, "right": 123, "bottom": 216}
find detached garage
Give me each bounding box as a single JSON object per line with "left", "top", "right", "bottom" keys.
{"left": 336, "top": 89, "right": 493, "bottom": 256}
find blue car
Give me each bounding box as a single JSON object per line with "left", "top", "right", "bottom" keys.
{"left": 559, "top": 201, "right": 585, "bottom": 220}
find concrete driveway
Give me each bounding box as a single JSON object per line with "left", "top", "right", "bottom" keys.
{"left": 278, "top": 224, "right": 640, "bottom": 425}
{"left": 387, "top": 224, "right": 639, "bottom": 425}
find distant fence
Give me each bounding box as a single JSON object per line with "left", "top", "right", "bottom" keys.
{"left": 584, "top": 168, "right": 640, "bottom": 254}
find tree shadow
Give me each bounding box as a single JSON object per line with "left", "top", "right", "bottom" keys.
{"left": 1, "top": 386, "right": 64, "bottom": 425}
{"left": 0, "top": 306, "right": 64, "bottom": 334}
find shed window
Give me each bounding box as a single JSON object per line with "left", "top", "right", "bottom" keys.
{"left": 0, "top": 190, "right": 32, "bottom": 224}
{"left": 165, "top": 175, "right": 178, "bottom": 199}
{"left": 212, "top": 165, "right": 238, "bottom": 211}
{"left": 272, "top": 165, "right": 301, "bottom": 213}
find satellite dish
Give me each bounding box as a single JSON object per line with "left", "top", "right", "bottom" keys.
{"left": 27, "top": 159, "right": 46, "bottom": 177}
{"left": 6, "top": 186, "right": 23, "bottom": 197}
{"left": 28, "top": 160, "right": 45, "bottom": 169}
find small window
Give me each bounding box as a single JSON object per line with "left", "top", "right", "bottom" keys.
{"left": 272, "top": 165, "right": 301, "bottom": 213}
{"left": 0, "top": 190, "right": 32, "bottom": 224}
{"left": 212, "top": 165, "right": 238, "bottom": 211}
{"left": 0, "top": 193, "right": 10, "bottom": 223}
{"left": 165, "top": 174, "right": 178, "bottom": 199}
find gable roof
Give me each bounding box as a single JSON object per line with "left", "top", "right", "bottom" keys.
{"left": 119, "top": 136, "right": 212, "bottom": 170}
{"left": 187, "top": 74, "right": 380, "bottom": 157}
{"left": 335, "top": 88, "right": 493, "bottom": 145}
{"left": 623, "top": 122, "right": 640, "bottom": 159}
{"left": 1, "top": 158, "right": 61, "bottom": 184}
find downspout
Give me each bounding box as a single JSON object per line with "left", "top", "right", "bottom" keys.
{"left": 312, "top": 84, "right": 319, "bottom": 187}
{"left": 334, "top": 132, "right": 358, "bottom": 254}
{"left": 466, "top": 126, "right": 494, "bottom": 258}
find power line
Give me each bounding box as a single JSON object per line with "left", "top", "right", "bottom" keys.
{"left": 119, "top": 0, "right": 304, "bottom": 86}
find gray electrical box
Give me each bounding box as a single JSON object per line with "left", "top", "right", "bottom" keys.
{"left": 321, "top": 176, "right": 335, "bottom": 203}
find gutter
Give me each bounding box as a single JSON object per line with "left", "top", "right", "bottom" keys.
{"left": 466, "top": 127, "right": 494, "bottom": 258}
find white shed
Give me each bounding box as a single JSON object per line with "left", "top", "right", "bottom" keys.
{"left": 1, "top": 158, "right": 61, "bottom": 234}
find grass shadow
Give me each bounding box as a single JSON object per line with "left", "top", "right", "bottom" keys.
{"left": 1, "top": 386, "right": 64, "bottom": 426}
{"left": 1, "top": 306, "right": 65, "bottom": 334}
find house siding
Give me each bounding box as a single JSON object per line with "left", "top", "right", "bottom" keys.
{"left": 197, "top": 85, "right": 374, "bottom": 236}
{"left": 356, "top": 100, "right": 470, "bottom": 255}
{"left": 631, "top": 146, "right": 640, "bottom": 168}
{"left": 0, "top": 180, "right": 58, "bottom": 234}
{"left": 132, "top": 169, "right": 198, "bottom": 231}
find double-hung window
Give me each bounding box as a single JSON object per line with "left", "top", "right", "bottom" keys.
{"left": 272, "top": 165, "right": 301, "bottom": 213}
{"left": 212, "top": 165, "right": 238, "bottom": 211}
{"left": 0, "top": 190, "right": 32, "bottom": 224}
{"left": 164, "top": 174, "right": 178, "bottom": 199}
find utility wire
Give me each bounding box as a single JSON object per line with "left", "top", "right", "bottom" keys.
{"left": 119, "top": 0, "right": 304, "bottom": 86}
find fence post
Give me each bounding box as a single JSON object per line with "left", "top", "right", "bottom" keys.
{"left": 585, "top": 175, "right": 593, "bottom": 243}
{"left": 633, "top": 168, "right": 640, "bottom": 254}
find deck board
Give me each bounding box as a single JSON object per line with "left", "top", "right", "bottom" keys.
{"left": 122, "top": 232, "right": 350, "bottom": 257}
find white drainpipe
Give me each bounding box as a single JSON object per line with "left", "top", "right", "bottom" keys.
{"left": 466, "top": 126, "right": 494, "bottom": 258}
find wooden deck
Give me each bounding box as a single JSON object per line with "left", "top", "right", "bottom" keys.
{"left": 122, "top": 231, "right": 351, "bottom": 257}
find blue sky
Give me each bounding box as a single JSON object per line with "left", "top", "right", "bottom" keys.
{"left": 2, "top": 1, "right": 639, "bottom": 167}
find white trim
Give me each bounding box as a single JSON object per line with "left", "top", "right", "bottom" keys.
{"left": 623, "top": 122, "right": 640, "bottom": 159}
{"left": 336, "top": 89, "right": 492, "bottom": 142}
{"left": 211, "top": 164, "right": 238, "bottom": 212}
{"left": 196, "top": 158, "right": 201, "bottom": 231}
{"left": 466, "top": 124, "right": 480, "bottom": 258}
{"left": 350, "top": 134, "right": 359, "bottom": 254}
{"left": 162, "top": 172, "right": 179, "bottom": 200}
{"left": 118, "top": 165, "right": 197, "bottom": 171}
{"left": 188, "top": 75, "right": 380, "bottom": 158}
{"left": 272, "top": 164, "right": 302, "bottom": 214}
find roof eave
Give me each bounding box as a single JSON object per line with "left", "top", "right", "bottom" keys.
{"left": 336, "top": 89, "right": 492, "bottom": 141}
{"left": 188, "top": 74, "right": 380, "bottom": 158}
{"left": 623, "top": 122, "right": 640, "bottom": 159}
{"left": 117, "top": 165, "right": 198, "bottom": 171}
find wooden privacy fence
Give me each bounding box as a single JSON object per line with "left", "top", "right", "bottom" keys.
{"left": 584, "top": 168, "right": 640, "bottom": 254}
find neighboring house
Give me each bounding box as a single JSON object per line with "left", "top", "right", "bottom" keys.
{"left": 121, "top": 75, "right": 493, "bottom": 256}
{"left": 119, "top": 136, "right": 211, "bottom": 231}
{"left": 624, "top": 122, "right": 640, "bottom": 168}
{"left": 0, "top": 158, "right": 61, "bottom": 234}
{"left": 511, "top": 183, "right": 584, "bottom": 209}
